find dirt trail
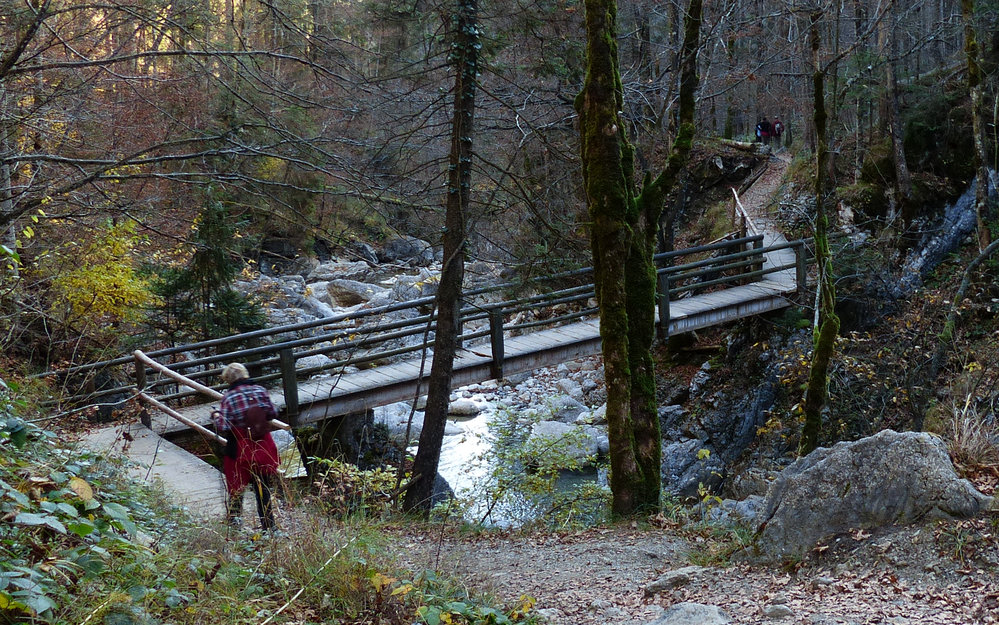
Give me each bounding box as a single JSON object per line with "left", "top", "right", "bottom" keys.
{"left": 391, "top": 519, "right": 997, "bottom": 625}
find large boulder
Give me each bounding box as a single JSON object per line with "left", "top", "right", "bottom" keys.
{"left": 661, "top": 439, "right": 725, "bottom": 499}
{"left": 526, "top": 421, "right": 603, "bottom": 464}
{"left": 754, "top": 430, "right": 993, "bottom": 559}
{"left": 390, "top": 269, "right": 440, "bottom": 301}
{"left": 325, "top": 279, "right": 390, "bottom": 307}
{"left": 379, "top": 236, "right": 436, "bottom": 266}
{"left": 308, "top": 259, "right": 376, "bottom": 282}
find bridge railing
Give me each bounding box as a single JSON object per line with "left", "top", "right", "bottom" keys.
{"left": 131, "top": 350, "right": 291, "bottom": 442}
{"left": 40, "top": 234, "right": 813, "bottom": 413}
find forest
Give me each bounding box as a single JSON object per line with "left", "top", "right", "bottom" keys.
{"left": 0, "top": 0, "right": 995, "bottom": 366}
{"left": 1, "top": 0, "right": 998, "bottom": 623}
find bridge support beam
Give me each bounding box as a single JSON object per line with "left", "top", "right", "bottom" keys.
{"left": 279, "top": 348, "right": 300, "bottom": 426}
{"left": 489, "top": 308, "right": 504, "bottom": 379}
{"left": 657, "top": 274, "right": 671, "bottom": 338}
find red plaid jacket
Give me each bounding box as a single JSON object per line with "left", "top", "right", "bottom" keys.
{"left": 215, "top": 379, "right": 276, "bottom": 432}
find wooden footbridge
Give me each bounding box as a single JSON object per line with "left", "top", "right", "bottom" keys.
{"left": 67, "top": 200, "right": 813, "bottom": 520}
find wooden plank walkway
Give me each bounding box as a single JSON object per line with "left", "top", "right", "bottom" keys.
{"left": 74, "top": 422, "right": 228, "bottom": 519}
{"left": 148, "top": 273, "right": 797, "bottom": 436}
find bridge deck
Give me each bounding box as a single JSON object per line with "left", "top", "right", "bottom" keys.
{"left": 75, "top": 423, "right": 227, "bottom": 518}
{"left": 149, "top": 271, "right": 797, "bottom": 436}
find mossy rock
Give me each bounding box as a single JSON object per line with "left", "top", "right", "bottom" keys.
{"left": 858, "top": 139, "right": 896, "bottom": 186}
{"left": 837, "top": 182, "right": 889, "bottom": 220}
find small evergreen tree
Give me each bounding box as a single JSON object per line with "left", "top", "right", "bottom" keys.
{"left": 147, "top": 191, "right": 264, "bottom": 344}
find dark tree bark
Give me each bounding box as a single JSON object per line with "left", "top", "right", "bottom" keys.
{"left": 403, "top": 0, "right": 478, "bottom": 514}
{"left": 800, "top": 9, "right": 841, "bottom": 456}
{"left": 963, "top": 0, "right": 995, "bottom": 248}
{"left": 577, "top": 0, "right": 701, "bottom": 516}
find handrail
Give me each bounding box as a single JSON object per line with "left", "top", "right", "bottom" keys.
{"left": 132, "top": 350, "right": 290, "bottom": 439}
{"left": 43, "top": 235, "right": 821, "bottom": 412}
{"left": 730, "top": 187, "right": 760, "bottom": 236}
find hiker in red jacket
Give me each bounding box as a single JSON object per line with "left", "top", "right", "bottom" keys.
{"left": 772, "top": 117, "right": 784, "bottom": 147}
{"left": 213, "top": 362, "right": 280, "bottom": 531}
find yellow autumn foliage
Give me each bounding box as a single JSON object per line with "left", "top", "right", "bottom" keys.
{"left": 49, "top": 220, "right": 156, "bottom": 323}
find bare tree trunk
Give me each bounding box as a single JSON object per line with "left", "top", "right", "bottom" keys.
{"left": 404, "top": 0, "right": 478, "bottom": 514}
{"left": 881, "top": 4, "right": 913, "bottom": 223}
{"left": 1, "top": 82, "right": 17, "bottom": 284}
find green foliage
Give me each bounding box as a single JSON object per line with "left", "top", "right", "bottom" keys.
{"left": 0, "top": 389, "right": 185, "bottom": 622}
{"left": 0, "top": 376, "right": 538, "bottom": 625}
{"left": 467, "top": 406, "right": 610, "bottom": 529}
{"left": 145, "top": 191, "right": 264, "bottom": 342}
{"left": 312, "top": 457, "right": 398, "bottom": 517}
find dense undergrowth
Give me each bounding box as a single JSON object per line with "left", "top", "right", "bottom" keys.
{"left": 0, "top": 382, "right": 542, "bottom": 625}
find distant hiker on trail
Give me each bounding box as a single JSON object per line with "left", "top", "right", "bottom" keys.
{"left": 213, "top": 362, "right": 281, "bottom": 532}
{"left": 760, "top": 117, "right": 772, "bottom": 145}
{"left": 756, "top": 118, "right": 764, "bottom": 142}
{"left": 772, "top": 117, "right": 784, "bottom": 147}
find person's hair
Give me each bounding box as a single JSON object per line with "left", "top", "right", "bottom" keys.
{"left": 221, "top": 363, "right": 250, "bottom": 384}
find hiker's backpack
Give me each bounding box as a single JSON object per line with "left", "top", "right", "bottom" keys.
{"left": 243, "top": 391, "right": 276, "bottom": 438}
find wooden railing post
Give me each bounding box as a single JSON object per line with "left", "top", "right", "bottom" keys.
{"left": 279, "top": 348, "right": 299, "bottom": 426}
{"left": 657, "top": 271, "right": 671, "bottom": 338}
{"left": 795, "top": 242, "right": 807, "bottom": 298}
{"left": 489, "top": 307, "right": 504, "bottom": 380}
{"left": 134, "top": 354, "right": 150, "bottom": 427}
{"left": 750, "top": 237, "right": 764, "bottom": 283}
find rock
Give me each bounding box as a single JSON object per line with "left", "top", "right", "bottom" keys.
{"left": 547, "top": 395, "right": 587, "bottom": 423}
{"left": 308, "top": 259, "right": 376, "bottom": 282}
{"left": 326, "top": 279, "right": 390, "bottom": 306}
{"left": 689, "top": 361, "right": 712, "bottom": 395}
{"left": 762, "top": 604, "right": 794, "bottom": 619}
{"left": 706, "top": 495, "right": 765, "bottom": 526}
{"left": 644, "top": 566, "right": 709, "bottom": 595}
{"left": 391, "top": 269, "right": 440, "bottom": 301}
{"left": 347, "top": 241, "right": 379, "bottom": 265}
{"left": 591, "top": 427, "right": 610, "bottom": 455}
{"left": 271, "top": 429, "right": 296, "bottom": 452}
{"left": 662, "top": 439, "right": 725, "bottom": 499}
{"left": 725, "top": 467, "right": 777, "bottom": 499}
{"left": 448, "top": 398, "right": 481, "bottom": 417}
{"left": 374, "top": 402, "right": 424, "bottom": 444}
{"left": 646, "top": 602, "right": 731, "bottom": 625}
{"left": 659, "top": 404, "right": 687, "bottom": 430}
{"left": 556, "top": 378, "right": 584, "bottom": 401}
{"left": 296, "top": 354, "right": 333, "bottom": 373}
{"left": 379, "top": 236, "right": 436, "bottom": 266}
{"left": 754, "top": 430, "right": 993, "bottom": 559}
{"left": 526, "top": 421, "right": 600, "bottom": 464}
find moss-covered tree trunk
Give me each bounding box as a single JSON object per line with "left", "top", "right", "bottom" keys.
{"left": 963, "top": 0, "right": 994, "bottom": 248}
{"left": 800, "top": 10, "right": 840, "bottom": 457}
{"left": 578, "top": 0, "right": 700, "bottom": 516}
{"left": 403, "top": 0, "right": 477, "bottom": 514}
{"left": 625, "top": 0, "right": 701, "bottom": 511}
